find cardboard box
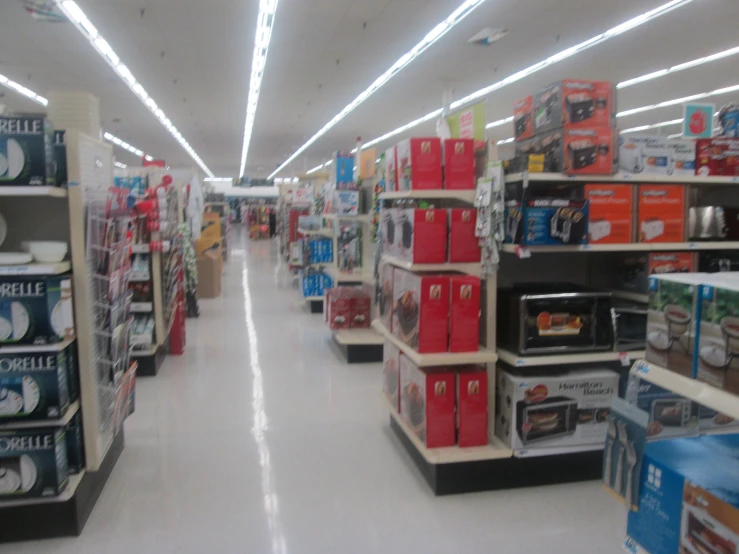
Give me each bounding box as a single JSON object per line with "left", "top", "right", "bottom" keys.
{"left": 378, "top": 263, "right": 393, "bottom": 332}
{"left": 449, "top": 276, "right": 480, "bottom": 353}
{"left": 637, "top": 184, "right": 686, "bottom": 243}
{"left": 585, "top": 184, "right": 635, "bottom": 244}
{"left": 0, "top": 427, "right": 68, "bottom": 498}
{"left": 443, "top": 139, "right": 475, "bottom": 190}
{"left": 200, "top": 213, "right": 222, "bottom": 243}
{"left": 381, "top": 208, "right": 397, "bottom": 257}
{"left": 0, "top": 116, "right": 55, "bottom": 186}
{"left": 495, "top": 368, "right": 619, "bottom": 452}
{"left": 334, "top": 151, "right": 354, "bottom": 186}
{"left": 698, "top": 404, "right": 739, "bottom": 433}
{"left": 610, "top": 252, "right": 697, "bottom": 294}
{"left": 503, "top": 202, "right": 524, "bottom": 244}
{"left": 624, "top": 377, "right": 699, "bottom": 439}
{"left": 668, "top": 138, "right": 697, "bottom": 177}
{"left": 385, "top": 146, "right": 398, "bottom": 192}
{"left": 532, "top": 126, "right": 618, "bottom": 174}
{"left": 513, "top": 96, "right": 534, "bottom": 141}
{"left": 448, "top": 208, "right": 481, "bottom": 262}
{"left": 619, "top": 136, "right": 670, "bottom": 175}
{"left": 53, "top": 130, "right": 67, "bottom": 187}
{"left": 336, "top": 190, "right": 360, "bottom": 216}
{"left": 522, "top": 198, "right": 589, "bottom": 246}
{"left": 533, "top": 80, "right": 616, "bottom": 133}
{"left": 382, "top": 341, "right": 401, "bottom": 412}
{"left": 396, "top": 138, "right": 443, "bottom": 190}
{"left": 394, "top": 208, "right": 447, "bottom": 264}
{"left": 696, "top": 138, "right": 739, "bottom": 176}
{"left": 350, "top": 292, "right": 371, "bottom": 328}
{"left": 399, "top": 356, "right": 455, "bottom": 448}
{"left": 196, "top": 251, "right": 221, "bottom": 299}
{"left": 457, "top": 368, "right": 488, "bottom": 447}
{"left": 65, "top": 411, "right": 85, "bottom": 474}
{"left": 195, "top": 237, "right": 221, "bottom": 257}
{"left": 696, "top": 278, "right": 739, "bottom": 395}
{"left": 325, "top": 288, "right": 351, "bottom": 329}
{"left": 392, "top": 269, "right": 449, "bottom": 353}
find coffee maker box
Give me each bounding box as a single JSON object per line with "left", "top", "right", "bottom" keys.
{"left": 0, "top": 427, "right": 68, "bottom": 499}
{"left": 0, "top": 116, "right": 55, "bottom": 186}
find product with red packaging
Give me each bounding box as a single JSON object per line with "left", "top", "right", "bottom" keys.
{"left": 400, "top": 356, "right": 455, "bottom": 448}
{"left": 443, "top": 138, "right": 475, "bottom": 190}
{"left": 392, "top": 269, "right": 449, "bottom": 353}
{"left": 379, "top": 263, "right": 393, "bottom": 332}
{"left": 449, "top": 276, "right": 480, "bottom": 353}
{"left": 532, "top": 127, "right": 618, "bottom": 174}
{"left": 383, "top": 340, "right": 401, "bottom": 412}
{"left": 381, "top": 207, "right": 397, "bottom": 257}
{"left": 533, "top": 80, "right": 616, "bottom": 133}
{"left": 696, "top": 138, "right": 739, "bottom": 176}
{"left": 350, "top": 291, "right": 371, "bottom": 328}
{"left": 637, "top": 185, "right": 686, "bottom": 243}
{"left": 396, "top": 137, "right": 443, "bottom": 190}
{"left": 585, "top": 184, "right": 635, "bottom": 244}
{"left": 325, "top": 287, "right": 351, "bottom": 329}
{"left": 457, "top": 367, "right": 488, "bottom": 447}
{"left": 513, "top": 96, "right": 534, "bottom": 141}
{"left": 395, "top": 208, "right": 447, "bottom": 264}
{"left": 385, "top": 146, "right": 399, "bottom": 191}
{"left": 448, "top": 208, "right": 481, "bottom": 262}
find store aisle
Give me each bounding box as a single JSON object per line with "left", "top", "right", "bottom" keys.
{"left": 5, "top": 228, "right": 625, "bottom": 554}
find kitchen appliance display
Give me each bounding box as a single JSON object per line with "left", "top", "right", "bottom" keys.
{"left": 613, "top": 301, "right": 647, "bottom": 351}
{"left": 697, "top": 281, "right": 739, "bottom": 394}
{"left": 689, "top": 207, "right": 729, "bottom": 240}
{"left": 682, "top": 506, "right": 739, "bottom": 554}
{"left": 516, "top": 396, "right": 578, "bottom": 443}
{"left": 651, "top": 399, "right": 694, "bottom": 428}
{"left": 567, "top": 139, "right": 597, "bottom": 170}
{"left": 550, "top": 206, "right": 587, "bottom": 243}
{"left": 565, "top": 93, "right": 595, "bottom": 123}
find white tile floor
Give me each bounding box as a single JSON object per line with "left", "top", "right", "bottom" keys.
{"left": 2, "top": 228, "right": 628, "bottom": 553}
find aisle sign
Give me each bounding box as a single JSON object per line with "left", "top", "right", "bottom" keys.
{"left": 445, "top": 102, "right": 487, "bottom": 150}
{"left": 683, "top": 103, "right": 715, "bottom": 139}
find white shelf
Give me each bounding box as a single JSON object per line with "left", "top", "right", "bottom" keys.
{"left": 0, "top": 262, "right": 71, "bottom": 275}
{"left": 633, "top": 359, "right": 739, "bottom": 420}
{"left": 0, "top": 336, "right": 76, "bottom": 354}
{"left": 513, "top": 443, "right": 605, "bottom": 459}
{"left": 323, "top": 213, "right": 371, "bottom": 223}
{"left": 0, "top": 470, "right": 85, "bottom": 508}
{"left": 381, "top": 254, "right": 481, "bottom": 277}
{"left": 501, "top": 242, "right": 739, "bottom": 255}
{"left": 0, "top": 401, "right": 80, "bottom": 430}
{"left": 607, "top": 289, "right": 649, "bottom": 304}
{"left": 379, "top": 189, "right": 477, "bottom": 203}
{"left": 323, "top": 266, "right": 374, "bottom": 285}
{"left": 130, "top": 302, "right": 153, "bottom": 313}
{"left": 333, "top": 328, "right": 383, "bottom": 346}
{"left": 382, "top": 395, "right": 512, "bottom": 464}
{"left": 0, "top": 186, "right": 68, "bottom": 198}
{"left": 505, "top": 171, "right": 739, "bottom": 185}
{"left": 304, "top": 295, "right": 324, "bottom": 302}
{"left": 497, "top": 348, "right": 644, "bottom": 368}
{"left": 372, "top": 320, "right": 497, "bottom": 367}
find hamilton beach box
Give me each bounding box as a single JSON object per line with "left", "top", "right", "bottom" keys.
{"left": 0, "top": 115, "right": 55, "bottom": 186}
{"left": 0, "top": 428, "right": 68, "bottom": 498}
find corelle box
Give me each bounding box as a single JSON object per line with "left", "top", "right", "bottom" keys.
{"left": 696, "top": 138, "right": 739, "bottom": 176}
{"left": 399, "top": 356, "right": 455, "bottom": 448}
{"left": 637, "top": 185, "right": 686, "bottom": 243}
{"left": 449, "top": 276, "right": 480, "bottom": 353}
{"left": 385, "top": 146, "right": 398, "bottom": 192}
{"left": 378, "top": 263, "right": 394, "bottom": 332}
{"left": 325, "top": 288, "right": 351, "bottom": 329}
{"left": 394, "top": 208, "right": 447, "bottom": 264}
{"left": 457, "top": 367, "right": 488, "bottom": 447}
{"left": 0, "top": 276, "right": 75, "bottom": 346}
{"left": 448, "top": 208, "right": 481, "bottom": 262}
{"left": 533, "top": 80, "right": 616, "bottom": 133}
{"left": 392, "top": 269, "right": 449, "bottom": 353}
{"left": 350, "top": 291, "right": 371, "bottom": 328}
{"left": 513, "top": 96, "right": 534, "bottom": 141}
{"left": 382, "top": 341, "right": 401, "bottom": 412}
{"left": 0, "top": 115, "right": 55, "bottom": 186}
{"left": 585, "top": 184, "right": 635, "bottom": 244}
{"left": 0, "top": 427, "right": 68, "bottom": 499}
{"left": 396, "top": 137, "right": 443, "bottom": 190}
{"left": 443, "top": 139, "right": 475, "bottom": 190}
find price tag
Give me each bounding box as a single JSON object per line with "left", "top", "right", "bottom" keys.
{"left": 634, "top": 360, "right": 649, "bottom": 375}
{"left": 580, "top": 244, "right": 592, "bottom": 251}
{"left": 515, "top": 246, "right": 531, "bottom": 259}
{"left": 619, "top": 352, "right": 631, "bottom": 367}
{"left": 623, "top": 537, "right": 639, "bottom": 554}
{"left": 515, "top": 359, "right": 526, "bottom": 367}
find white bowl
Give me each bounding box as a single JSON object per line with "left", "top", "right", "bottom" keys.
{"left": 21, "top": 241, "right": 68, "bottom": 263}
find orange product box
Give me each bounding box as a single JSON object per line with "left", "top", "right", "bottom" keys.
{"left": 513, "top": 96, "right": 534, "bottom": 141}
{"left": 584, "top": 184, "right": 635, "bottom": 244}
{"left": 563, "top": 126, "right": 618, "bottom": 175}
{"left": 648, "top": 252, "right": 696, "bottom": 274}
{"left": 637, "top": 185, "right": 686, "bottom": 243}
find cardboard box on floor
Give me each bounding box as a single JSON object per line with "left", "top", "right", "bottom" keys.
{"left": 197, "top": 250, "right": 222, "bottom": 299}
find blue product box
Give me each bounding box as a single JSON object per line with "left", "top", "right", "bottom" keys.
{"left": 309, "top": 240, "right": 320, "bottom": 265}
{"left": 0, "top": 427, "right": 68, "bottom": 498}
{"left": 334, "top": 152, "right": 354, "bottom": 185}
{"left": 0, "top": 348, "right": 71, "bottom": 421}
{"left": 0, "top": 276, "right": 75, "bottom": 345}
{"left": 65, "top": 411, "right": 85, "bottom": 474}
{"left": 522, "top": 198, "right": 589, "bottom": 246}
{"left": 336, "top": 190, "right": 360, "bottom": 216}
{"left": 624, "top": 377, "right": 699, "bottom": 440}
{"left": 626, "top": 435, "right": 739, "bottom": 554}
{"left": 503, "top": 203, "right": 524, "bottom": 244}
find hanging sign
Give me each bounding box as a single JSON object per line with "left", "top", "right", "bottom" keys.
{"left": 683, "top": 103, "right": 715, "bottom": 139}
{"left": 445, "top": 102, "right": 487, "bottom": 150}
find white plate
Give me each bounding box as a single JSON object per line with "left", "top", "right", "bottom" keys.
{"left": 0, "top": 388, "right": 23, "bottom": 415}
{"left": 0, "top": 253, "right": 33, "bottom": 265}
{"left": 22, "top": 376, "right": 40, "bottom": 413}
{"left": 0, "top": 468, "right": 22, "bottom": 494}
{"left": 20, "top": 455, "right": 37, "bottom": 491}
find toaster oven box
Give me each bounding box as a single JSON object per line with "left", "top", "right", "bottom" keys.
{"left": 637, "top": 184, "right": 687, "bottom": 243}
{"left": 394, "top": 208, "right": 447, "bottom": 264}
{"left": 522, "top": 198, "right": 589, "bottom": 246}
{"left": 378, "top": 263, "right": 394, "bottom": 332}
{"left": 443, "top": 139, "right": 475, "bottom": 190}
{"left": 0, "top": 116, "right": 56, "bottom": 186}
{"left": 585, "top": 184, "right": 635, "bottom": 244}
{"left": 449, "top": 276, "right": 480, "bottom": 353}
{"left": 392, "top": 269, "right": 449, "bottom": 353}
{"left": 610, "top": 252, "right": 697, "bottom": 294}
{"left": 396, "top": 138, "right": 443, "bottom": 190}
{"left": 533, "top": 126, "right": 618, "bottom": 175}
{"left": 495, "top": 368, "right": 619, "bottom": 452}
{"left": 0, "top": 427, "right": 68, "bottom": 499}
{"left": 696, "top": 279, "right": 739, "bottom": 396}
{"left": 696, "top": 138, "right": 739, "bottom": 176}
{"left": 399, "top": 356, "right": 455, "bottom": 448}
{"left": 448, "top": 208, "right": 481, "bottom": 262}
{"left": 533, "top": 80, "right": 616, "bottom": 133}
{"left": 385, "top": 146, "right": 398, "bottom": 192}
{"left": 382, "top": 340, "right": 401, "bottom": 412}
{"left": 513, "top": 96, "right": 534, "bottom": 141}
{"left": 626, "top": 435, "right": 739, "bottom": 554}
{"left": 457, "top": 367, "right": 488, "bottom": 447}
{"left": 624, "top": 376, "right": 699, "bottom": 439}
{"left": 325, "top": 287, "right": 351, "bottom": 329}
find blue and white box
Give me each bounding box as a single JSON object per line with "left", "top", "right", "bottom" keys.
{"left": 336, "top": 190, "right": 360, "bottom": 216}
{"left": 0, "top": 427, "right": 68, "bottom": 498}
{"left": 522, "top": 198, "right": 589, "bottom": 246}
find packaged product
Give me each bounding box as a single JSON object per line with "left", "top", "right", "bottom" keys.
{"left": 585, "top": 184, "right": 635, "bottom": 244}
{"left": 0, "top": 427, "right": 68, "bottom": 498}
{"left": 457, "top": 367, "right": 488, "bottom": 447}
{"left": 396, "top": 138, "right": 443, "bottom": 190}
{"left": 392, "top": 269, "right": 449, "bottom": 353}
{"left": 533, "top": 80, "right": 616, "bottom": 133}
{"left": 443, "top": 138, "right": 475, "bottom": 190}
{"left": 513, "top": 96, "right": 534, "bottom": 141}
{"left": 382, "top": 341, "right": 401, "bottom": 412}
{"left": 637, "top": 185, "right": 686, "bottom": 243}
{"left": 522, "top": 198, "right": 589, "bottom": 246}
{"left": 696, "top": 278, "right": 739, "bottom": 395}
{"left": 0, "top": 115, "right": 55, "bottom": 186}
{"left": 448, "top": 208, "right": 481, "bottom": 262}
{"left": 394, "top": 209, "right": 447, "bottom": 264}
{"left": 449, "top": 276, "right": 480, "bottom": 353}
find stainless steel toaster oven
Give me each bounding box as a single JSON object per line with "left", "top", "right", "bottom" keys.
{"left": 516, "top": 396, "right": 578, "bottom": 443}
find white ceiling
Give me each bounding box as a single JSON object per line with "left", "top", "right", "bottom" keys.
{"left": 0, "top": 0, "right": 737, "bottom": 177}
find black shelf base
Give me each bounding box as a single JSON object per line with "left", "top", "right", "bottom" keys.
{"left": 332, "top": 339, "right": 383, "bottom": 364}
{"left": 389, "top": 417, "right": 603, "bottom": 496}
{"left": 135, "top": 341, "right": 167, "bottom": 377}
{"left": 308, "top": 300, "right": 323, "bottom": 314}
{"left": 0, "top": 430, "right": 124, "bottom": 542}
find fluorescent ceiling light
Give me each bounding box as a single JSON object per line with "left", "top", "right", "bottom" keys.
{"left": 0, "top": 73, "right": 48, "bottom": 106}
{"left": 269, "top": 0, "right": 489, "bottom": 178}
{"left": 103, "top": 132, "right": 155, "bottom": 161}
{"left": 486, "top": 116, "right": 513, "bottom": 129}
{"left": 113, "top": 161, "right": 127, "bottom": 169}
{"left": 620, "top": 118, "right": 684, "bottom": 134}
{"left": 617, "top": 83, "right": 739, "bottom": 119}
{"left": 239, "top": 0, "right": 280, "bottom": 178}
{"left": 55, "top": 0, "right": 213, "bottom": 177}
{"left": 496, "top": 137, "right": 514, "bottom": 145}
{"left": 204, "top": 177, "right": 234, "bottom": 182}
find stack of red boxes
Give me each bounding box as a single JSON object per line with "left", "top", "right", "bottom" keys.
{"left": 696, "top": 138, "right": 739, "bottom": 176}
{"left": 325, "top": 286, "right": 371, "bottom": 330}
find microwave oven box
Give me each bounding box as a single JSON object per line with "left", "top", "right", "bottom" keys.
{"left": 53, "top": 130, "right": 67, "bottom": 187}
{"left": 350, "top": 292, "right": 371, "bottom": 328}
{"left": 65, "top": 411, "right": 85, "bottom": 474}
{"left": 626, "top": 435, "right": 739, "bottom": 554}
{"left": 449, "top": 276, "right": 480, "bottom": 353}
{"left": 533, "top": 126, "right": 618, "bottom": 175}
{"left": 624, "top": 377, "right": 699, "bottom": 439}
{"left": 495, "top": 368, "right": 619, "bottom": 452}
{"left": 610, "top": 252, "right": 697, "bottom": 294}
{"left": 457, "top": 367, "right": 488, "bottom": 447}
{"left": 0, "top": 427, "right": 68, "bottom": 499}
{"left": 443, "top": 138, "right": 475, "bottom": 190}
{"left": 196, "top": 251, "right": 222, "bottom": 299}
{"left": 448, "top": 208, "right": 481, "bottom": 262}
{"left": 522, "top": 198, "right": 589, "bottom": 246}
{"left": 392, "top": 269, "right": 449, "bottom": 353}
{"left": 382, "top": 341, "right": 401, "bottom": 412}
{"left": 385, "top": 146, "right": 398, "bottom": 192}
{"left": 696, "top": 138, "right": 739, "bottom": 176}
{"left": 513, "top": 96, "right": 534, "bottom": 141}
{"left": 585, "top": 184, "right": 635, "bottom": 244}
{"left": 396, "top": 138, "right": 443, "bottom": 190}
{"left": 394, "top": 209, "right": 447, "bottom": 264}
{"left": 637, "top": 184, "right": 687, "bottom": 243}
{"left": 0, "top": 116, "right": 55, "bottom": 186}
{"left": 533, "top": 80, "right": 616, "bottom": 133}
{"left": 399, "top": 356, "right": 455, "bottom": 448}
{"left": 378, "top": 263, "right": 394, "bottom": 332}
{"left": 325, "top": 288, "right": 351, "bottom": 330}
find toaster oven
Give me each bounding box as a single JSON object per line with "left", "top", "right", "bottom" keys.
{"left": 614, "top": 301, "right": 647, "bottom": 351}
{"left": 567, "top": 140, "right": 597, "bottom": 170}
{"left": 516, "top": 396, "right": 578, "bottom": 443}
{"left": 497, "top": 284, "right": 615, "bottom": 355}
{"left": 565, "top": 93, "right": 595, "bottom": 123}
{"left": 682, "top": 506, "right": 739, "bottom": 554}
{"left": 650, "top": 398, "right": 693, "bottom": 427}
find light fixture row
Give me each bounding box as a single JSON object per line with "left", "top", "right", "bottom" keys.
{"left": 103, "top": 132, "right": 154, "bottom": 161}
{"left": 0, "top": 73, "right": 48, "bottom": 106}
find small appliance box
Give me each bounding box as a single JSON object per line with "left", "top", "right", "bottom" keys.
{"left": 399, "top": 356, "right": 455, "bottom": 448}
{"left": 626, "top": 435, "right": 739, "bottom": 554}
{"left": 637, "top": 185, "right": 686, "bottom": 243}
{"left": 619, "top": 136, "right": 670, "bottom": 175}
{"left": 495, "top": 368, "right": 619, "bottom": 452}
{"left": 610, "top": 252, "right": 697, "bottom": 294}
{"left": 533, "top": 80, "right": 616, "bottom": 133}
{"left": 534, "top": 127, "right": 617, "bottom": 174}
{"left": 0, "top": 427, "right": 68, "bottom": 499}
{"left": 696, "top": 279, "right": 739, "bottom": 396}
{"left": 382, "top": 341, "right": 401, "bottom": 412}
{"left": 449, "top": 276, "right": 480, "bottom": 353}
{"left": 334, "top": 151, "right": 354, "bottom": 186}
{"left": 585, "top": 184, "right": 635, "bottom": 244}
{"left": 392, "top": 269, "right": 449, "bottom": 353}
{"left": 624, "top": 377, "right": 699, "bottom": 439}
{"left": 522, "top": 198, "right": 589, "bottom": 246}
{"left": 513, "top": 96, "right": 534, "bottom": 141}
{"left": 335, "top": 190, "right": 360, "bottom": 216}
{"left": 378, "top": 263, "right": 394, "bottom": 332}
{"left": 457, "top": 367, "right": 488, "bottom": 447}
{"left": 396, "top": 138, "right": 443, "bottom": 190}
{"left": 65, "top": 411, "right": 85, "bottom": 474}
{"left": 696, "top": 138, "right": 739, "bottom": 176}
{"left": 503, "top": 202, "right": 524, "bottom": 244}
{"left": 53, "top": 130, "right": 67, "bottom": 187}
{"left": 381, "top": 207, "right": 397, "bottom": 257}
{"left": 669, "top": 138, "right": 697, "bottom": 177}
{"left": 0, "top": 348, "right": 71, "bottom": 421}
{"left": 448, "top": 208, "right": 481, "bottom": 262}
{"left": 325, "top": 288, "right": 351, "bottom": 330}
{"left": 443, "top": 139, "right": 475, "bottom": 190}
{"left": 0, "top": 276, "right": 75, "bottom": 346}
{"left": 0, "top": 115, "right": 55, "bottom": 186}
{"left": 394, "top": 209, "right": 447, "bottom": 264}
{"left": 385, "top": 146, "right": 398, "bottom": 192}
{"left": 350, "top": 292, "right": 370, "bottom": 328}
{"left": 699, "top": 405, "right": 739, "bottom": 433}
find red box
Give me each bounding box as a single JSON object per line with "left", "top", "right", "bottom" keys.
{"left": 350, "top": 292, "right": 371, "bottom": 328}
{"left": 385, "top": 146, "right": 399, "bottom": 191}
{"left": 448, "top": 208, "right": 481, "bottom": 263}
{"left": 325, "top": 288, "right": 351, "bottom": 329}
{"left": 457, "top": 368, "right": 488, "bottom": 447}
{"left": 395, "top": 208, "right": 447, "bottom": 264}
{"left": 393, "top": 269, "right": 449, "bottom": 353}
{"left": 400, "top": 356, "right": 455, "bottom": 448}
{"left": 382, "top": 340, "right": 401, "bottom": 412}
{"left": 585, "top": 184, "right": 635, "bottom": 244}
{"left": 396, "top": 137, "right": 443, "bottom": 190}
{"left": 637, "top": 185, "right": 686, "bottom": 243}
{"left": 443, "top": 138, "right": 475, "bottom": 190}
{"left": 379, "top": 263, "right": 393, "bottom": 332}
{"left": 696, "top": 138, "right": 739, "bottom": 176}
{"left": 449, "top": 276, "right": 480, "bottom": 353}
{"left": 533, "top": 80, "right": 616, "bottom": 133}
{"left": 648, "top": 252, "right": 696, "bottom": 274}
{"left": 513, "top": 96, "right": 534, "bottom": 141}
{"left": 563, "top": 127, "right": 618, "bottom": 175}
